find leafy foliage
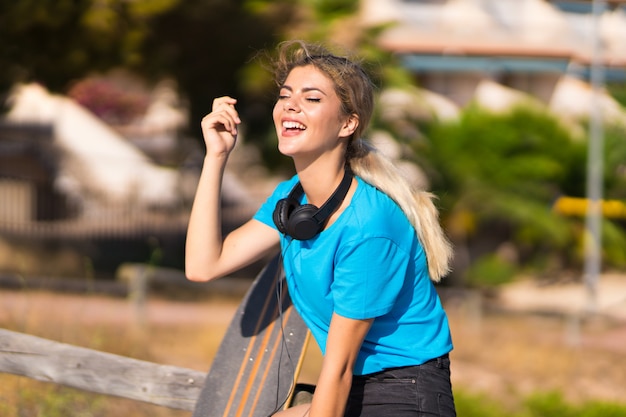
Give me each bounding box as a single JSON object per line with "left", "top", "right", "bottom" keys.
{"left": 524, "top": 391, "right": 626, "bottom": 417}
{"left": 604, "top": 124, "right": 626, "bottom": 199}
{"left": 0, "top": 0, "right": 178, "bottom": 96}
{"left": 455, "top": 390, "right": 626, "bottom": 417}
{"left": 138, "top": 0, "right": 300, "bottom": 140}
{"left": 408, "top": 105, "right": 626, "bottom": 284}
{"left": 607, "top": 82, "right": 626, "bottom": 108}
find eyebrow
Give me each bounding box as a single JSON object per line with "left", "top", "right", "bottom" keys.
{"left": 280, "top": 85, "right": 328, "bottom": 96}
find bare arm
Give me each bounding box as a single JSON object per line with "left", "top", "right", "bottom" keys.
{"left": 310, "top": 314, "right": 373, "bottom": 417}
{"left": 185, "top": 96, "right": 279, "bottom": 282}
{"left": 274, "top": 314, "right": 373, "bottom": 417}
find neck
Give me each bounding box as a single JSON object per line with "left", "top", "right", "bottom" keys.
{"left": 295, "top": 159, "right": 347, "bottom": 208}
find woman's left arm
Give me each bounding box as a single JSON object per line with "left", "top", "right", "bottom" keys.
{"left": 273, "top": 314, "right": 372, "bottom": 417}
{"left": 309, "top": 313, "right": 373, "bottom": 417}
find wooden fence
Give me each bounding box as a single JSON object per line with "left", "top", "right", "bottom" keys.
{"left": 0, "top": 327, "right": 204, "bottom": 411}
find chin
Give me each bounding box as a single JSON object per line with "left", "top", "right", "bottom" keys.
{"left": 277, "top": 142, "right": 299, "bottom": 157}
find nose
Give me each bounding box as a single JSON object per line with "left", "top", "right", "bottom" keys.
{"left": 283, "top": 98, "right": 299, "bottom": 112}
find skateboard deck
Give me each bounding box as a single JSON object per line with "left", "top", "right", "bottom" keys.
{"left": 192, "top": 256, "right": 311, "bottom": 417}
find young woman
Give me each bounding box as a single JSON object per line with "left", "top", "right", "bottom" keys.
{"left": 185, "top": 40, "right": 456, "bottom": 417}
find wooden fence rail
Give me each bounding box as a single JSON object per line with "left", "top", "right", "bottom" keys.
{"left": 0, "top": 328, "right": 205, "bottom": 411}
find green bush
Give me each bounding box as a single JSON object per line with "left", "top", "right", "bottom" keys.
{"left": 465, "top": 254, "right": 517, "bottom": 287}
{"left": 455, "top": 389, "right": 626, "bottom": 417}
{"left": 400, "top": 104, "right": 626, "bottom": 283}
{"left": 524, "top": 391, "right": 626, "bottom": 417}
{"left": 454, "top": 390, "right": 512, "bottom": 417}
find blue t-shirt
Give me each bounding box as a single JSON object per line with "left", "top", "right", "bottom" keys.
{"left": 253, "top": 175, "right": 453, "bottom": 375}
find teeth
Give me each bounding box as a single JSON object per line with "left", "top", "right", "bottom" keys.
{"left": 283, "top": 121, "right": 306, "bottom": 130}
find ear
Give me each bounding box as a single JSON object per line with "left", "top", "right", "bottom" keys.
{"left": 339, "top": 114, "right": 359, "bottom": 139}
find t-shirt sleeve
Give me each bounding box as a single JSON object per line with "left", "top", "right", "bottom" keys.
{"left": 253, "top": 176, "right": 299, "bottom": 229}
{"left": 332, "top": 236, "right": 410, "bottom": 320}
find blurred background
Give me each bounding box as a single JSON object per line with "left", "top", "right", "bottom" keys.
{"left": 1, "top": 0, "right": 625, "bottom": 416}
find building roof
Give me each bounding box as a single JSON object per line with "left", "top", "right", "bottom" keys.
{"left": 365, "top": 0, "right": 626, "bottom": 78}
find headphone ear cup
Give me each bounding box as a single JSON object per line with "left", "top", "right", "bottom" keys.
{"left": 272, "top": 169, "right": 352, "bottom": 240}
{"left": 272, "top": 198, "right": 293, "bottom": 235}
{"left": 286, "top": 204, "right": 322, "bottom": 240}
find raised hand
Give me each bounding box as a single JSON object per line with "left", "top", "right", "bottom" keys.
{"left": 201, "top": 96, "right": 241, "bottom": 158}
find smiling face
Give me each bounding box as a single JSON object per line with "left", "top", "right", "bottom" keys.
{"left": 272, "top": 65, "right": 358, "bottom": 163}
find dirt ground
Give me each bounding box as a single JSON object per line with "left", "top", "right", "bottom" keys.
{"left": 1, "top": 272, "right": 625, "bottom": 411}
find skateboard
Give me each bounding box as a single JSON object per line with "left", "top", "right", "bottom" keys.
{"left": 192, "top": 256, "right": 311, "bottom": 417}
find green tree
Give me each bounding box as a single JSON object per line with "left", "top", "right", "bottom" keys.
{"left": 413, "top": 105, "right": 626, "bottom": 284}
{"left": 0, "top": 0, "right": 302, "bottom": 140}
{"left": 0, "top": 0, "right": 180, "bottom": 99}
{"left": 138, "top": 0, "right": 300, "bottom": 142}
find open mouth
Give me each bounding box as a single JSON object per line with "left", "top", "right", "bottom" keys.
{"left": 282, "top": 121, "right": 307, "bottom": 131}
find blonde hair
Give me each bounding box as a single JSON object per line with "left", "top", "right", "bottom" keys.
{"left": 347, "top": 140, "right": 453, "bottom": 281}
{"left": 274, "top": 41, "right": 453, "bottom": 281}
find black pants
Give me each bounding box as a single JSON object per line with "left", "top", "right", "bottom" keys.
{"left": 345, "top": 355, "right": 456, "bottom": 417}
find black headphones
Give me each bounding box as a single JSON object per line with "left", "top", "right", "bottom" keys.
{"left": 273, "top": 168, "right": 354, "bottom": 240}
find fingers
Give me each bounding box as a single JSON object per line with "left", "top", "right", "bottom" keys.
{"left": 212, "top": 96, "right": 237, "bottom": 112}
{"left": 212, "top": 96, "right": 241, "bottom": 124}
{"left": 202, "top": 96, "right": 241, "bottom": 136}
{"left": 201, "top": 112, "right": 238, "bottom": 137}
